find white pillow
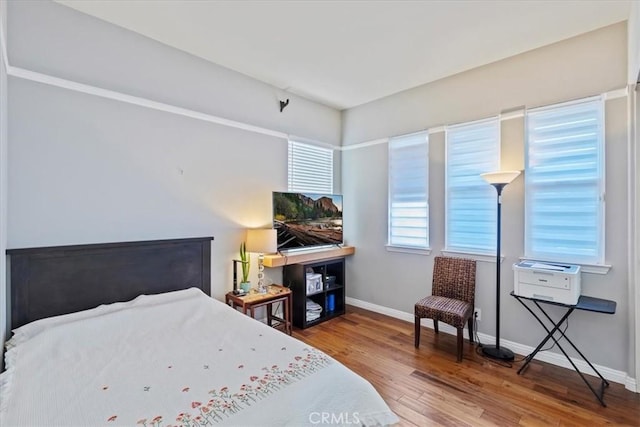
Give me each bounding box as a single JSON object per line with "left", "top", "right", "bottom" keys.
{"left": 7, "top": 287, "right": 206, "bottom": 348}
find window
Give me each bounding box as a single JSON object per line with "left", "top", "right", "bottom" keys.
{"left": 445, "top": 118, "right": 500, "bottom": 254}
{"left": 388, "top": 131, "right": 429, "bottom": 249}
{"left": 525, "top": 96, "right": 605, "bottom": 265}
{"left": 287, "top": 140, "right": 333, "bottom": 193}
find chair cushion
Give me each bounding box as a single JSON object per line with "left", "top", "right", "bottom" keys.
{"left": 415, "top": 295, "right": 473, "bottom": 329}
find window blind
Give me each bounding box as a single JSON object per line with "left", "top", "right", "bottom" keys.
{"left": 287, "top": 140, "right": 333, "bottom": 193}
{"left": 525, "top": 97, "right": 604, "bottom": 264}
{"left": 446, "top": 118, "right": 500, "bottom": 253}
{"left": 388, "top": 132, "right": 429, "bottom": 248}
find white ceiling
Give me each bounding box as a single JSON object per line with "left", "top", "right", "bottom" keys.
{"left": 57, "top": 0, "right": 631, "bottom": 110}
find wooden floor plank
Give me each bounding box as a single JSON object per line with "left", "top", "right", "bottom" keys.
{"left": 293, "top": 305, "right": 640, "bottom": 426}
{"left": 386, "top": 397, "right": 441, "bottom": 427}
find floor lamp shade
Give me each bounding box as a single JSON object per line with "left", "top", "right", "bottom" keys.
{"left": 480, "top": 170, "right": 521, "bottom": 185}
{"left": 481, "top": 170, "right": 520, "bottom": 361}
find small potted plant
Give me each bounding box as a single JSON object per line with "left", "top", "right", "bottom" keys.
{"left": 239, "top": 242, "right": 251, "bottom": 292}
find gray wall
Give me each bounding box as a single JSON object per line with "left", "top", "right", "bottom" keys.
{"left": 1, "top": 0, "right": 8, "bottom": 364}
{"left": 630, "top": 1, "right": 640, "bottom": 84}
{"left": 5, "top": 1, "right": 341, "bottom": 305}
{"left": 629, "top": 85, "right": 640, "bottom": 391}
{"left": 341, "top": 23, "right": 631, "bottom": 373}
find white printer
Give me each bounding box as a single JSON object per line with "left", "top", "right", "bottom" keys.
{"left": 513, "top": 260, "right": 581, "bottom": 305}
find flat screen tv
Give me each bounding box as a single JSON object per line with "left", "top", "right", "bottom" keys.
{"left": 272, "top": 192, "right": 343, "bottom": 251}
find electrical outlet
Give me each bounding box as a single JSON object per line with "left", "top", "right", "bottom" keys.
{"left": 474, "top": 308, "right": 481, "bottom": 321}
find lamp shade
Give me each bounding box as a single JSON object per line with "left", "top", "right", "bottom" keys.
{"left": 245, "top": 228, "right": 277, "bottom": 254}
{"left": 480, "top": 170, "right": 521, "bottom": 185}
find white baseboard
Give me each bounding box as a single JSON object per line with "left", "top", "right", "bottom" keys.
{"left": 346, "top": 297, "right": 638, "bottom": 392}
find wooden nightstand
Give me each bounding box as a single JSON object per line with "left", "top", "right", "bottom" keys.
{"left": 225, "top": 285, "right": 292, "bottom": 335}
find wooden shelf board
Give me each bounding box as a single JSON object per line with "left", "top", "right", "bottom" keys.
{"left": 263, "top": 246, "right": 355, "bottom": 268}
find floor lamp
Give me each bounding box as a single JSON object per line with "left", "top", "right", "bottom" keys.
{"left": 480, "top": 170, "right": 521, "bottom": 361}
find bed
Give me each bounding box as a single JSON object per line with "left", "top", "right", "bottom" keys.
{"left": 1, "top": 237, "right": 398, "bottom": 426}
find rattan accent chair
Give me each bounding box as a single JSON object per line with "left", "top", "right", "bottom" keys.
{"left": 414, "top": 256, "right": 477, "bottom": 362}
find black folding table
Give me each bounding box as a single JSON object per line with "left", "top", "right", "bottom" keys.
{"left": 511, "top": 291, "right": 616, "bottom": 407}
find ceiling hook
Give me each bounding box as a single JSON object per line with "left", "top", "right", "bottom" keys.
{"left": 279, "top": 98, "right": 290, "bottom": 112}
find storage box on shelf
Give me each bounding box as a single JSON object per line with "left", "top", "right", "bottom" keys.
{"left": 283, "top": 257, "right": 346, "bottom": 328}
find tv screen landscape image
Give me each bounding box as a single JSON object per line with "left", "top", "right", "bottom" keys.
{"left": 273, "top": 192, "right": 343, "bottom": 250}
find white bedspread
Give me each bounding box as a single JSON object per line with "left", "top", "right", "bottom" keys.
{"left": 1, "top": 288, "right": 398, "bottom": 427}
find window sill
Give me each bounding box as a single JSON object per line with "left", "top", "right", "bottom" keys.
{"left": 441, "top": 249, "right": 504, "bottom": 263}
{"left": 386, "top": 245, "right": 431, "bottom": 255}
{"left": 519, "top": 257, "right": 611, "bottom": 275}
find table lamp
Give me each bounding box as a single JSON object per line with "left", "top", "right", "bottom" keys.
{"left": 246, "top": 228, "right": 277, "bottom": 293}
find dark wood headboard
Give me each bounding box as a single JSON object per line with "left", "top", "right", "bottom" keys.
{"left": 7, "top": 237, "right": 213, "bottom": 330}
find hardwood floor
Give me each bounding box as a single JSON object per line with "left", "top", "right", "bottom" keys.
{"left": 293, "top": 305, "right": 640, "bottom": 426}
